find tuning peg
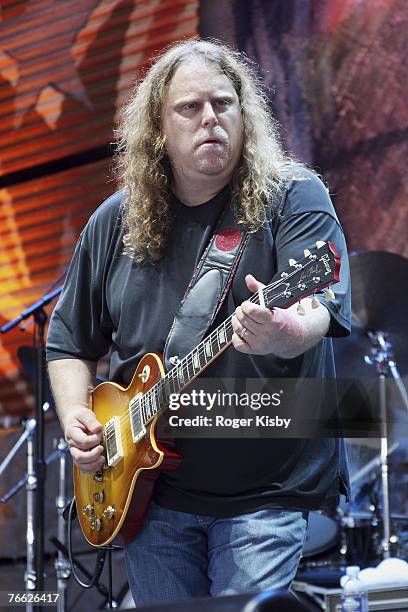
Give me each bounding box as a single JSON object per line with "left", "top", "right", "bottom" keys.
{"left": 315, "top": 241, "right": 326, "bottom": 249}
{"left": 289, "top": 258, "right": 297, "bottom": 266}
{"left": 303, "top": 249, "right": 311, "bottom": 257}
{"left": 311, "top": 295, "right": 320, "bottom": 309}
{"left": 297, "top": 301, "right": 306, "bottom": 316}
{"left": 324, "top": 288, "right": 335, "bottom": 301}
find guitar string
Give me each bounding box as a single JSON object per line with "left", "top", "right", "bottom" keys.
{"left": 104, "top": 263, "right": 328, "bottom": 449}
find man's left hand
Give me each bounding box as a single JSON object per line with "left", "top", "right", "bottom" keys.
{"left": 231, "top": 274, "right": 328, "bottom": 359}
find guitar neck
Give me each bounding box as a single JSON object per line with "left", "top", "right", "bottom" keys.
{"left": 128, "top": 241, "right": 340, "bottom": 428}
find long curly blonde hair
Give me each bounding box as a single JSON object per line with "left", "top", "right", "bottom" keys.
{"left": 116, "top": 38, "right": 294, "bottom": 262}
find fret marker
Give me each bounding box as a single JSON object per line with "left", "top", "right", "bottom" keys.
{"left": 219, "top": 328, "right": 226, "bottom": 344}
{"left": 205, "top": 340, "right": 213, "bottom": 357}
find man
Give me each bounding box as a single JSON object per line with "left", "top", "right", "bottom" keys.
{"left": 47, "top": 39, "right": 351, "bottom": 604}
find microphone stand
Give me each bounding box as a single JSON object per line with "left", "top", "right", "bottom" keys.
{"left": 1, "top": 285, "right": 63, "bottom": 603}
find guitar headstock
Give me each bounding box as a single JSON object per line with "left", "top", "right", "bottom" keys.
{"left": 263, "top": 241, "right": 340, "bottom": 310}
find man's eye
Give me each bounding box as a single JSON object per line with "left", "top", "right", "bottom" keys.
{"left": 183, "top": 102, "right": 198, "bottom": 111}
{"left": 216, "top": 99, "right": 229, "bottom": 107}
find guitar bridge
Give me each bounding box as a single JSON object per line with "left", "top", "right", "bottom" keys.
{"left": 104, "top": 416, "right": 123, "bottom": 467}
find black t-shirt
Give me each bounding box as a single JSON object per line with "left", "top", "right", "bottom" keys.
{"left": 47, "top": 166, "right": 351, "bottom": 515}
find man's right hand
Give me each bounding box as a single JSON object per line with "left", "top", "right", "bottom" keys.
{"left": 63, "top": 406, "right": 105, "bottom": 473}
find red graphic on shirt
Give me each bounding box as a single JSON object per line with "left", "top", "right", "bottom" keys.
{"left": 215, "top": 228, "right": 241, "bottom": 252}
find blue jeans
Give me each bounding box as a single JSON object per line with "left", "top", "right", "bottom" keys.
{"left": 124, "top": 501, "right": 308, "bottom": 604}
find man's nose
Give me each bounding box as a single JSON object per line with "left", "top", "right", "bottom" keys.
{"left": 201, "top": 102, "right": 218, "bottom": 127}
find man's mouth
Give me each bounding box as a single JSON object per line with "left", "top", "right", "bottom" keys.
{"left": 199, "top": 138, "right": 223, "bottom": 146}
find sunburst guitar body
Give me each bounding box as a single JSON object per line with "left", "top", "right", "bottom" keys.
{"left": 73, "top": 353, "right": 181, "bottom": 547}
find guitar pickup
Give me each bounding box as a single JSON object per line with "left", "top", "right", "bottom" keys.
{"left": 104, "top": 416, "right": 123, "bottom": 467}
{"left": 129, "top": 394, "right": 147, "bottom": 443}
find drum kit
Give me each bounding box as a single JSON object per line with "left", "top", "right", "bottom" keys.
{"left": 0, "top": 251, "right": 407, "bottom": 599}
{"left": 301, "top": 251, "right": 408, "bottom": 575}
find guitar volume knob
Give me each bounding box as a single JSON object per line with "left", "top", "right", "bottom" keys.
{"left": 103, "top": 505, "right": 116, "bottom": 520}
{"left": 90, "top": 518, "right": 102, "bottom": 531}
{"left": 82, "top": 504, "right": 95, "bottom": 518}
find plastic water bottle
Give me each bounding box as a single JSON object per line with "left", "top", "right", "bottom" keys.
{"left": 341, "top": 566, "right": 369, "bottom": 611}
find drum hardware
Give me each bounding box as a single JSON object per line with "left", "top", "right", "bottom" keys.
{"left": 0, "top": 406, "right": 68, "bottom": 611}
{"left": 53, "top": 438, "right": 71, "bottom": 612}
{"left": 300, "top": 512, "right": 341, "bottom": 570}
{"left": 334, "top": 251, "right": 408, "bottom": 562}
{"left": 349, "top": 442, "right": 399, "bottom": 486}
{"left": 0, "top": 416, "right": 37, "bottom": 610}
{"left": 1, "top": 283, "right": 64, "bottom": 600}
{"left": 340, "top": 511, "right": 382, "bottom": 566}
{"left": 363, "top": 329, "right": 406, "bottom": 559}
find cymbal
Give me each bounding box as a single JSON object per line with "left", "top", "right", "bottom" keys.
{"left": 334, "top": 251, "right": 408, "bottom": 377}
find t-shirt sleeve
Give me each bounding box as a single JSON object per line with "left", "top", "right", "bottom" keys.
{"left": 45, "top": 192, "right": 125, "bottom": 363}
{"left": 273, "top": 170, "right": 351, "bottom": 337}
{"left": 46, "top": 231, "right": 113, "bottom": 362}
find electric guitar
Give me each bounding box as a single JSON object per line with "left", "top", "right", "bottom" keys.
{"left": 74, "top": 240, "right": 340, "bottom": 546}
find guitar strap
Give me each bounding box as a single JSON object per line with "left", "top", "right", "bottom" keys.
{"left": 163, "top": 205, "right": 249, "bottom": 371}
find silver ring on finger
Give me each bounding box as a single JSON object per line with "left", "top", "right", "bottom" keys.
{"left": 239, "top": 327, "right": 247, "bottom": 339}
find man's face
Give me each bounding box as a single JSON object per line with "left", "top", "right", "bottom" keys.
{"left": 162, "top": 60, "right": 244, "bottom": 184}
